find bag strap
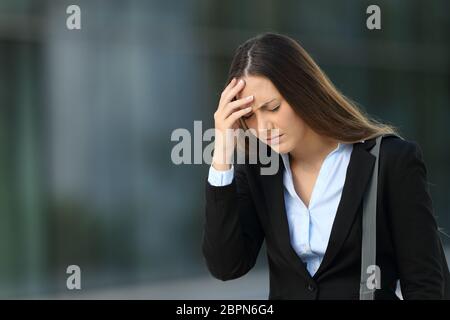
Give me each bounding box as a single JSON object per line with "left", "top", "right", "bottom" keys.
{"left": 359, "top": 135, "right": 383, "bottom": 300}
{"left": 359, "top": 133, "right": 403, "bottom": 299}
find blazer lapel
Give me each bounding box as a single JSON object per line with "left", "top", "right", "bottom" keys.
{"left": 313, "top": 139, "right": 376, "bottom": 278}
{"left": 257, "top": 139, "right": 377, "bottom": 281}
{"left": 257, "top": 152, "right": 312, "bottom": 281}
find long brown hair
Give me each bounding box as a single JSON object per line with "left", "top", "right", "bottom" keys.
{"left": 226, "top": 32, "right": 398, "bottom": 145}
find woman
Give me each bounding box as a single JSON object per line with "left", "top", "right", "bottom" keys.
{"left": 201, "top": 32, "right": 449, "bottom": 299}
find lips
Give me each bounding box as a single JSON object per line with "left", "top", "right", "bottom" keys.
{"left": 265, "top": 134, "right": 283, "bottom": 145}
{"left": 266, "top": 134, "right": 281, "bottom": 141}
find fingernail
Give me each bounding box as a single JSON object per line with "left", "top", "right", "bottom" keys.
{"left": 239, "top": 79, "right": 244, "bottom": 85}
{"left": 247, "top": 95, "right": 253, "bottom": 100}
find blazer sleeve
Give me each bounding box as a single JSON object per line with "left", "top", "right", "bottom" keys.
{"left": 387, "top": 140, "right": 447, "bottom": 299}
{"left": 202, "top": 164, "right": 265, "bottom": 281}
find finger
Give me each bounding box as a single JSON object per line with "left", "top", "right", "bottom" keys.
{"left": 219, "top": 78, "right": 237, "bottom": 104}
{"left": 223, "top": 78, "right": 246, "bottom": 104}
{"left": 225, "top": 77, "right": 237, "bottom": 91}
{"left": 226, "top": 106, "right": 252, "bottom": 123}
{"left": 223, "top": 95, "right": 253, "bottom": 118}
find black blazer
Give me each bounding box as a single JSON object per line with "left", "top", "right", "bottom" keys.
{"left": 202, "top": 135, "right": 450, "bottom": 299}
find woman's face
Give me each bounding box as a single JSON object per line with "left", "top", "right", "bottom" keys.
{"left": 236, "top": 75, "right": 307, "bottom": 154}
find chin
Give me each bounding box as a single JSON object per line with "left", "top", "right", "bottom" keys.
{"left": 268, "top": 143, "right": 288, "bottom": 154}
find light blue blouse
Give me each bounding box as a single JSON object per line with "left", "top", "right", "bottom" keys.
{"left": 208, "top": 142, "right": 354, "bottom": 276}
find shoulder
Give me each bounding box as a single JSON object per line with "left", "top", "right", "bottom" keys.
{"left": 381, "top": 135, "right": 421, "bottom": 159}
{"left": 367, "top": 135, "right": 427, "bottom": 177}
{"left": 360, "top": 135, "right": 424, "bottom": 162}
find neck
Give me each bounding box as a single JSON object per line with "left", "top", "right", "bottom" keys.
{"left": 289, "top": 128, "right": 339, "bottom": 171}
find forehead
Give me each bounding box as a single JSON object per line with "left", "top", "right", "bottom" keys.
{"left": 236, "top": 76, "right": 280, "bottom": 100}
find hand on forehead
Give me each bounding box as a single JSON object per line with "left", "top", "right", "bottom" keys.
{"left": 236, "top": 76, "right": 279, "bottom": 105}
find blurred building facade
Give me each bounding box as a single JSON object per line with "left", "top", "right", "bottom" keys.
{"left": 0, "top": 0, "right": 448, "bottom": 298}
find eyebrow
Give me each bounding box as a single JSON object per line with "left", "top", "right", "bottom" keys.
{"left": 252, "top": 98, "right": 278, "bottom": 110}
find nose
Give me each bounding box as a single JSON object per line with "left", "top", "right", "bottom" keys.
{"left": 256, "top": 115, "right": 275, "bottom": 139}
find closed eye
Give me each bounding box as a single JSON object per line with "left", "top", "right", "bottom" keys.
{"left": 242, "top": 104, "right": 280, "bottom": 120}
{"left": 270, "top": 105, "right": 281, "bottom": 112}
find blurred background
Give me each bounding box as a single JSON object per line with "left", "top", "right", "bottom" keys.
{"left": 0, "top": 0, "right": 448, "bottom": 299}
